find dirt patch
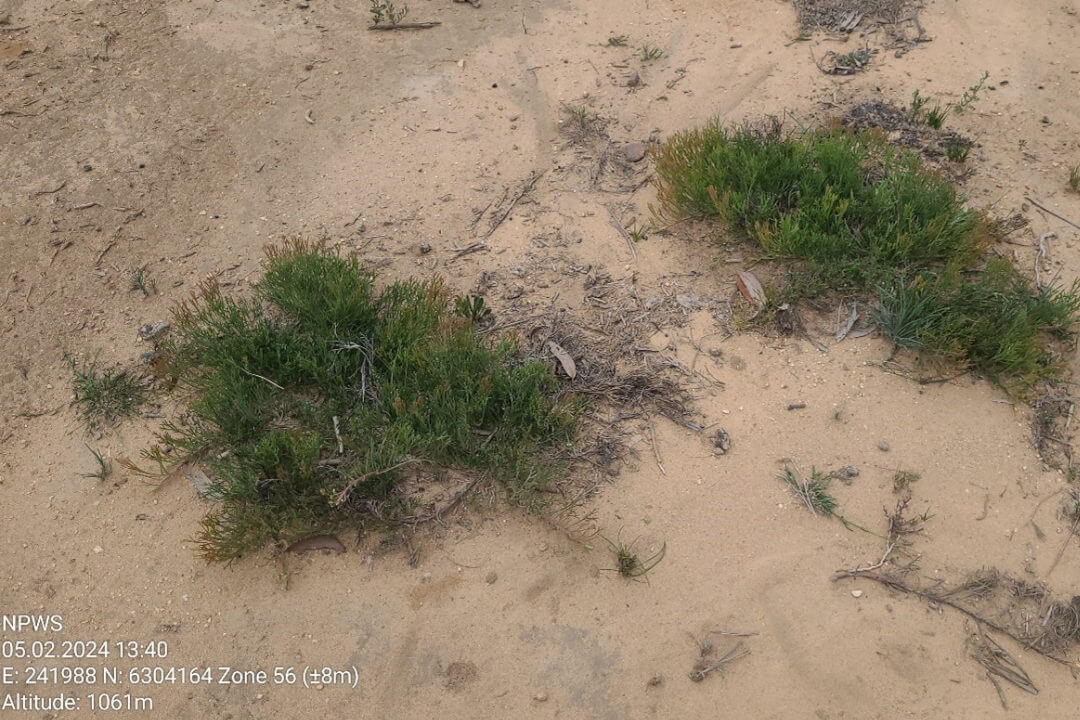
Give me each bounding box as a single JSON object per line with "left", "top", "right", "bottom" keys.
{"left": 445, "top": 660, "right": 480, "bottom": 691}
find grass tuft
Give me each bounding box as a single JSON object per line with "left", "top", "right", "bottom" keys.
{"left": 779, "top": 465, "right": 837, "bottom": 517}
{"left": 606, "top": 34, "right": 629, "bottom": 47}
{"left": 70, "top": 359, "right": 152, "bottom": 430}
{"left": 639, "top": 44, "right": 663, "bottom": 61}
{"left": 1068, "top": 164, "right": 1080, "bottom": 194}
{"left": 604, "top": 535, "right": 666, "bottom": 578}
{"left": 157, "top": 240, "right": 580, "bottom": 562}
{"left": 653, "top": 123, "right": 1080, "bottom": 387}
{"left": 80, "top": 444, "right": 112, "bottom": 481}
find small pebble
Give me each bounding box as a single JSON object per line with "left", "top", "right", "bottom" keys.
{"left": 418, "top": 241, "right": 431, "bottom": 254}
{"left": 622, "top": 142, "right": 648, "bottom": 163}
{"left": 878, "top": 440, "right": 890, "bottom": 452}
{"left": 851, "top": 590, "right": 863, "bottom": 598}
{"left": 485, "top": 571, "right": 498, "bottom": 584}
{"left": 647, "top": 674, "right": 663, "bottom": 687}
{"left": 534, "top": 692, "right": 548, "bottom": 702}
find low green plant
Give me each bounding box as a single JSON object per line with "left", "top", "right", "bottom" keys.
{"left": 924, "top": 104, "right": 950, "bottom": 129}
{"left": 1068, "top": 164, "right": 1080, "bottom": 194}
{"left": 129, "top": 266, "right": 155, "bottom": 297}
{"left": 875, "top": 262, "right": 1080, "bottom": 387}
{"left": 652, "top": 123, "right": 1080, "bottom": 387}
{"left": 70, "top": 359, "right": 151, "bottom": 430}
{"left": 639, "top": 44, "right": 663, "bottom": 61}
{"left": 606, "top": 34, "right": 629, "bottom": 47}
{"left": 154, "top": 240, "right": 580, "bottom": 561}
{"left": 951, "top": 71, "right": 989, "bottom": 114}
{"left": 369, "top": 0, "right": 408, "bottom": 26}
{"left": 654, "top": 126, "right": 985, "bottom": 293}
{"left": 604, "top": 535, "right": 666, "bottom": 578}
{"left": 454, "top": 294, "right": 492, "bottom": 324}
{"left": 779, "top": 465, "right": 837, "bottom": 517}
{"left": 944, "top": 137, "right": 972, "bottom": 163}
{"left": 907, "top": 89, "right": 926, "bottom": 121}
{"left": 80, "top": 444, "right": 112, "bottom": 481}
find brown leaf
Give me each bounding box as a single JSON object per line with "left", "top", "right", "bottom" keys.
{"left": 547, "top": 340, "right": 577, "bottom": 379}
{"left": 736, "top": 270, "right": 766, "bottom": 310}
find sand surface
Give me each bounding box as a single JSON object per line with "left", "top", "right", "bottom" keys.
{"left": 2, "top": 0, "right": 1080, "bottom": 716}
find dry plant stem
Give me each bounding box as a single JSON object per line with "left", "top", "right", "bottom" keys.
{"left": 1025, "top": 196, "right": 1080, "bottom": 231}
{"left": 335, "top": 458, "right": 419, "bottom": 505}
{"left": 485, "top": 171, "right": 544, "bottom": 238}
{"left": 645, "top": 413, "right": 666, "bottom": 475}
{"left": 1046, "top": 515, "right": 1078, "bottom": 576}
{"left": 606, "top": 204, "right": 637, "bottom": 259}
{"left": 832, "top": 568, "right": 1078, "bottom": 667}
{"left": 972, "top": 623, "right": 1038, "bottom": 698}
{"left": 367, "top": 21, "right": 441, "bottom": 30}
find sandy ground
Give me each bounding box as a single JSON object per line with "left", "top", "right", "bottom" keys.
{"left": 2, "top": 0, "right": 1080, "bottom": 717}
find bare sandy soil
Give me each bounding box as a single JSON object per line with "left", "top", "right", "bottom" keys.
{"left": 3, "top": 0, "right": 1080, "bottom": 717}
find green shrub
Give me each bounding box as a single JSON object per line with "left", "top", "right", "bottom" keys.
{"left": 159, "top": 241, "right": 578, "bottom": 561}
{"left": 654, "top": 123, "right": 1079, "bottom": 387}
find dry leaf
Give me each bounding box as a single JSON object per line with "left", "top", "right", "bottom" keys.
{"left": 736, "top": 270, "right": 766, "bottom": 309}
{"left": 548, "top": 341, "right": 577, "bottom": 379}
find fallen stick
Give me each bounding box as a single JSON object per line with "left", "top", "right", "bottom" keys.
{"left": 485, "top": 171, "right": 544, "bottom": 238}
{"left": 832, "top": 568, "right": 1078, "bottom": 667}
{"left": 1025, "top": 196, "right": 1080, "bottom": 231}
{"left": 606, "top": 204, "right": 637, "bottom": 259}
{"left": 368, "top": 21, "right": 441, "bottom": 30}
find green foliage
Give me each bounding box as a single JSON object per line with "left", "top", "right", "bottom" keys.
{"left": 924, "top": 104, "right": 949, "bottom": 129}
{"left": 454, "top": 294, "right": 492, "bottom": 324}
{"left": 907, "top": 89, "right": 927, "bottom": 121}
{"left": 129, "top": 266, "right": 155, "bottom": 297}
{"left": 653, "top": 123, "right": 1080, "bottom": 387}
{"left": 639, "top": 44, "right": 663, "bottom": 61}
{"left": 159, "top": 241, "right": 578, "bottom": 561}
{"left": 654, "top": 125, "right": 984, "bottom": 293}
{"left": 951, "top": 71, "right": 989, "bottom": 114}
{"left": 70, "top": 359, "right": 151, "bottom": 430}
{"left": 1068, "top": 164, "right": 1080, "bottom": 194}
{"left": 369, "top": 0, "right": 408, "bottom": 26}
{"left": 779, "top": 465, "right": 837, "bottom": 517}
{"left": 81, "top": 444, "right": 112, "bottom": 481}
{"left": 604, "top": 535, "right": 666, "bottom": 578}
{"left": 944, "top": 137, "right": 972, "bottom": 163}
{"left": 876, "top": 262, "right": 1080, "bottom": 388}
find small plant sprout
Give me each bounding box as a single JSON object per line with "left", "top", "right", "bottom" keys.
{"left": 951, "top": 71, "right": 990, "bottom": 114}
{"left": 639, "top": 44, "right": 664, "bottom": 61}
{"left": 1068, "top": 164, "right": 1080, "bottom": 194}
{"left": 605, "top": 534, "right": 666, "bottom": 578}
{"left": 779, "top": 465, "right": 837, "bottom": 517}
{"left": 945, "top": 137, "right": 973, "bottom": 163}
{"left": 453, "top": 294, "right": 492, "bottom": 324}
{"left": 628, "top": 220, "right": 649, "bottom": 243}
{"left": 81, "top": 444, "right": 112, "bottom": 481}
{"left": 69, "top": 358, "right": 151, "bottom": 430}
{"left": 607, "top": 34, "right": 629, "bottom": 47}
{"left": 129, "top": 265, "right": 156, "bottom": 297}
{"left": 924, "top": 104, "right": 950, "bottom": 129}
{"left": 907, "top": 89, "right": 926, "bottom": 121}
{"left": 369, "top": 0, "right": 408, "bottom": 26}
